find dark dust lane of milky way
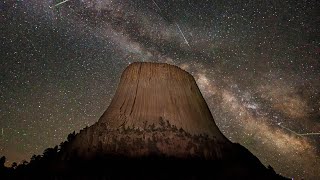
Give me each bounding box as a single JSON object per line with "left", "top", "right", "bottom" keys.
{"left": 1, "top": 0, "right": 319, "bottom": 179}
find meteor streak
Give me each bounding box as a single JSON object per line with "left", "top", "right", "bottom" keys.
{"left": 54, "top": 0, "right": 70, "bottom": 7}
{"left": 151, "top": 0, "right": 191, "bottom": 48}
{"left": 277, "top": 123, "right": 320, "bottom": 136}
{"left": 175, "top": 23, "right": 191, "bottom": 48}
{"left": 152, "top": 0, "right": 161, "bottom": 11}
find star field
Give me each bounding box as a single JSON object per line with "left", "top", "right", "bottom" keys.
{"left": 1, "top": 0, "right": 319, "bottom": 179}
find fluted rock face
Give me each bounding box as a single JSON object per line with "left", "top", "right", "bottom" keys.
{"left": 62, "top": 62, "right": 231, "bottom": 160}
{"left": 99, "top": 62, "right": 227, "bottom": 142}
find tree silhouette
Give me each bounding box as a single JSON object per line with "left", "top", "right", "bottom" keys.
{"left": 67, "top": 131, "right": 76, "bottom": 142}
{"left": 30, "top": 155, "right": 41, "bottom": 162}
{"left": 0, "top": 156, "right": 5, "bottom": 168}
{"left": 43, "top": 145, "right": 59, "bottom": 160}
{"left": 11, "top": 162, "right": 17, "bottom": 169}
{"left": 59, "top": 131, "right": 77, "bottom": 151}
{"left": 22, "top": 160, "right": 28, "bottom": 165}
{"left": 0, "top": 156, "right": 10, "bottom": 179}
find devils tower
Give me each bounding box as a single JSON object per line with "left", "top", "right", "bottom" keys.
{"left": 62, "top": 62, "right": 233, "bottom": 160}
{"left": 100, "top": 62, "right": 227, "bottom": 141}
{"left": 5, "top": 62, "right": 287, "bottom": 180}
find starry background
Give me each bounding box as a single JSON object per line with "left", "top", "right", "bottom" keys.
{"left": 1, "top": 0, "right": 320, "bottom": 179}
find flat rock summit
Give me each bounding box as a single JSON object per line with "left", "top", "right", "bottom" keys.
{"left": 4, "top": 62, "right": 288, "bottom": 180}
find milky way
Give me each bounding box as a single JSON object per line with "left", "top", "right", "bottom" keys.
{"left": 1, "top": 0, "right": 319, "bottom": 179}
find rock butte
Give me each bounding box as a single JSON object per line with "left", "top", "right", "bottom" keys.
{"left": 62, "top": 62, "right": 232, "bottom": 159}
{"left": 99, "top": 62, "right": 228, "bottom": 142}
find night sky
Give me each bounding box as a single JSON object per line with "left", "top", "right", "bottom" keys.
{"left": 1, "top": 0, "right": 320, "bottom": 179}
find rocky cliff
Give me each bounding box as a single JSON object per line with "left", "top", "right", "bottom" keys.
{"left": 99, "top": 62, "right": 227, "bottom": 141}
{"left": 63, "top": 62, "right": 231, "bottom": 159}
